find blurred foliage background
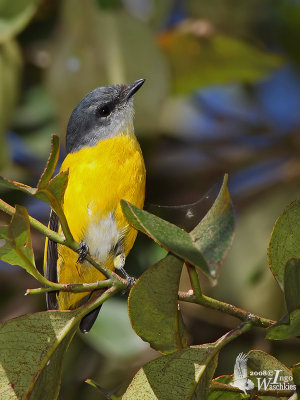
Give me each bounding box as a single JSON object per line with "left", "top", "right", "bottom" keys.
{"left": 1, "top": 0, "right": 300, "bottom": 398}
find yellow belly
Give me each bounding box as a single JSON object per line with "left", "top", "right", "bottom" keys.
{"left": 56, "top": 133, "right": 145, "bottom": 309}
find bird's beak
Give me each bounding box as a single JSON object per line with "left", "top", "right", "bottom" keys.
{"left": 124, "top": 79, "right": 145, "bottom": 101}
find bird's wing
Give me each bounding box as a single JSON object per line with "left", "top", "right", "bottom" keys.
{"left": 45, "top": 210, "right": 59, "bottom": 310}
{"left": 233, "top": 353, "right": 249, "bottom": 382}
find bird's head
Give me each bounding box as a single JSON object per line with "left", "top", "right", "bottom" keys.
{"left": 66, "top": 79, "right": 145, "bottom": 153}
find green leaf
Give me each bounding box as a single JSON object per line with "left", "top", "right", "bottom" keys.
{"left": 35, "top": 170, "right": 69, "bottom": 207}
{"left": 159, "top": 28, "right": 284, "bottom": 94}
{"left": 122, "top": 175, "right": 234, "bottom": 282}
{"left": 0, "top": 310, "right": 79, "bottom": 400}
{"left": 0, "top": 176, "right": 35, "bottom": 194}
{"left": 123, "top": 344, "right": 219, "bottom": 400}
{"left": 0, "top": 0, "right": 42, "bottom": 43}
{"left": 284, "top": 258, "right": 300, "bottom": 313}
{"left": 0, "top": 135, "right": 68, "bottom": 213}
{"left": 248, "top": 350, "right": 292, "bottom": 380}
{"left": 195, "top": 352, "right": 219, "bottom": 399}
{"left": 128, "top": 253, "right": 186, "bottom": 354}
{"left": 38, "top": 134, "right": 60, "bottom": 188}
{"left": 266, "top": 309, "right": 300, "bottom": 340}
{"left": 266, "top": 258, "right": 300, "bottom": 340}
{"left": 0, "top": 39, "right": 22, "bottom": 169}
{"left": 121, "top": 200, "right": 211, "bottom": 277}
{"left": 0, "top": 205, "right": 37, "bottom": 275}
{"left": 268, "top": 198, "right": 300, "bottom": 290}
{"left": 190, "top": 174, "right": 234, "bottom": 279}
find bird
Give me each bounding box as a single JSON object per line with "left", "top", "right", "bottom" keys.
{"left": 44, "top": 79, "right": 146, "bottom": 333}
{"left": 230, "top": 352, "right": 254, "bottom": 395}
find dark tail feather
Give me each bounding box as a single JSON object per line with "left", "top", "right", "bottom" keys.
{"left": 80, "top": 305, "right": 102, "bottom": 333}
{"left": 45, "top": 211, "right": 59, "bottom": 310}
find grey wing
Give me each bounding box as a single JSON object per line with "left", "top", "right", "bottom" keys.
{"left": 45, "top": 210, "right": 59, "bottom": 310}
{"left": 233, "top": 353, "right": 248, "bottom": 382}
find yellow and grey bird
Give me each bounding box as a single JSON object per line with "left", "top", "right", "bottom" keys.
{"left": 44, "top": 79, "right": 146, "bottom": 332}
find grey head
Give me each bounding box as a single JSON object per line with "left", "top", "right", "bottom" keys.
{"left": 66, "top": 79, "right": 145, "bottom": 153}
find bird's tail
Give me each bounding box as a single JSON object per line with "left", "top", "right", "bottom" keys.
{"left": 80, "top": 305, "right": 102, "bottom": 333}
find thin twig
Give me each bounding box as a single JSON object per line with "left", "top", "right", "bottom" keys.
{"left": 26, "top": 279, "right": 113, "bottom": 295}
{"left": 178, "top": 291, "right": 275, "bottom": 328}
{"left": 214, "top": 321, "right": 253, "bottom": 349}
{"left": 185, "top": 262, "right": 202, "bottom": 299}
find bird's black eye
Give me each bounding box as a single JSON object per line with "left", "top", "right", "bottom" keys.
{"left": 97, "top": 104, "right": 111, "bottom": 118}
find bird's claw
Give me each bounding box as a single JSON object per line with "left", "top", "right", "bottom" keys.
{"left": 77, "top": 242, "right": 89, "bottom": 263}
{"left": 118, "top": 267, "right": 136, "bottom": 291}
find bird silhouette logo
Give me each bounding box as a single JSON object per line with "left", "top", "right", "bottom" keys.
{"left": 230, "top": 353, "right": 255, "bottom": 395}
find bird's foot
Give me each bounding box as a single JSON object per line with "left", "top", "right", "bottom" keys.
{"left": 114, "top": 253, "right": 136, "bottom": 288}
{"left": 77, "top": 241, "right": 89, "bottom": 263}
{"left": 119, "top": 267, "right": 137, "bottom": 287}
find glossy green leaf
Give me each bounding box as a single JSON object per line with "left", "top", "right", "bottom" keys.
{"left": 0, "top": 175, "right": 36, "bottom": 194}
{"left": 121, "top": 200, "right": 211, "bottom": 277}
{"left": 284, "top": 258, "right": 300, "bottom": 313}
{"left": 0, "top": 310, "right": 79, "bottom": 400}
{"left": 266, "top": 258, "right": 300, "bottom": 340}
{"left": 122, "top": 175, "right": 233, "bottom": 282}
{"left": 0, "top": 135, "right": 68, "bottom": 213}
{"left": 268, "top": 198, "right": 300, "bottom": 290}
{"left": 38, "top": 134, "right": 60, "bottom": 188}
{"left": 195, "top": 352, "right": 219, "bottom": 399}
{"left": 248, "top": 350, "right": 292, "bottom": 379}
{"left": 35, "top": 171, "right": 69, "bottom": 208}
{"left": 128, "top": 253, "right": 186, "bottom": 354}
{"left": 266, "top": 310, "right": 300, "bottom": 340}
{"left": 190, "top": 174, "right": 234, "bottom": 279}
{"left": 123, "top": 344, "right": 219, "bottom": 400}
{"left": 0, "top": 0, "right": 42, "bottom": 43}
{"left": 0, "top": 39, "right": 22, "bottom": 169}
{"left": 0, "top": 205, "right": 37, "bottom": 275}
{"left": 159, "top": 28, "right": 284, "bottom": 94}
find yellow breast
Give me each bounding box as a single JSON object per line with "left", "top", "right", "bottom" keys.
{"left": 56, "top": 133, "right": 145, "bottom": 309}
